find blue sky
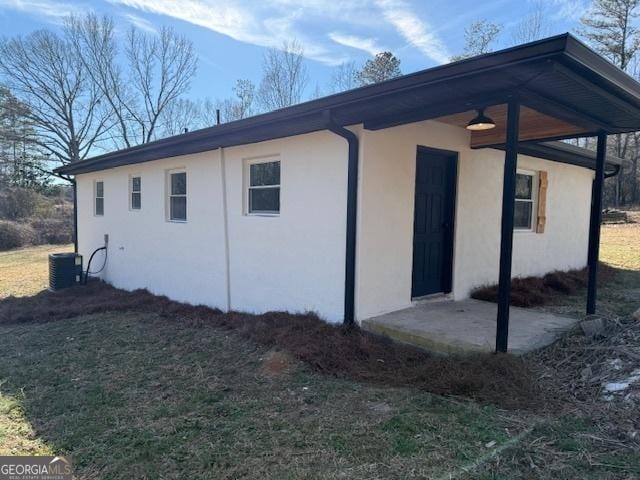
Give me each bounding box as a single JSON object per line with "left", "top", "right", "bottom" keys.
{"left": 0, "top": 0, "right": 588, "bottom": 103}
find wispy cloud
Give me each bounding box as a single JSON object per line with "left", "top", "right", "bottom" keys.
{"left": 0, "top": 0, "right": 83, "bottom": 21}
{"left": 110, "top": 0, "right": 347, "bottom": 64}
{"left": 543, "top": 0, "right": 588, "bottom": 22}
{"left": 123, "top": 13, "right": 157, "bottom": 33}
{"left": 328, "top": 32, "right": 386, "bottom": 57}
{"left": 1, "top": 0, "right": 454, "bottom": 68}
{"left": 375, "top": 0, "right": 450, "bottom": 64}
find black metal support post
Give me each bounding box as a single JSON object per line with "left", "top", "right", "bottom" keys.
{"left": 586, "top": 131, "right": 607, "bottom": 314}
{"left": 324, "top": 111, "right": 359, "bottom": 325}
{"left": 496, "top": 99, "right": 520, "bottom": 353}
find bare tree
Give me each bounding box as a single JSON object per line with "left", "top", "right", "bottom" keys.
{"left": 127, "top": 26, "right": 197, "bottom": 142}
{"left": 330, "top": 61, "right": 358, "bottom": 92}
{"left": 258, "top": 40, "right": 308, "bottom": 111}
{"left": 0, "top": 30, "right": 110, "bottom": 177}
{"left": 196, "top": 79, "right": 256, "bottom": 128}
{"left": 451, "top": 20, "right": 502, "bottom": 61}
{"left": 355, "top": 52, "right": 402, "bottom": 86}
{"left": 66, "top": 14, "right": 134, "bottom": 149}
{"left": 510, "top": 1, "right": 549, "bottom": 44}
{"left": 158, "top": 98, "right": 204, "bottom": 137}
{"left": 67, "top": 14, "right": 198, "bottom": 147}
{"left": 226, "top": 79, "right": 255, "bottom": 120}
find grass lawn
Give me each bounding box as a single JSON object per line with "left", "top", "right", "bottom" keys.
{"left": 0, "top": 221, "right": 638, "bottom": 479}
{"left": 0, "top": 312, "right": 521, "bottom": 479}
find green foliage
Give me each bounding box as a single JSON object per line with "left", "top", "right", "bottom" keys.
{"left": 0, "top": 87, "right": 50, "bottom": 189}
{"left": 355, "top": 52, "right": 402, "bottom": 86}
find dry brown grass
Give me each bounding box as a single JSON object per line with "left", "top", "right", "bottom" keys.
{"left": 600, "top": 221, "right": 640, "bottom": 271}
{"left": 0, "top": 244, "right": 72, "bottom": 298}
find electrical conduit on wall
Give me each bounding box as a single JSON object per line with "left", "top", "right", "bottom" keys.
{"left": 220, "top": 146, "right": 232, "bottom": 312}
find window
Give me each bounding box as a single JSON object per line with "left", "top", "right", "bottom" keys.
{"left": 94, "top": 181, "right": 104, "bottom": 216}
{"left": 514, "top": 170, "right": 537, "bottom": 230}
{"left": 130, "top": 176, "right": 141, "bottom": 210}
{"left": 168, "top": 170, "right": 187, "bottom": 221}
{"left": 247, "top": 159, "right": 280, "bottom": 215}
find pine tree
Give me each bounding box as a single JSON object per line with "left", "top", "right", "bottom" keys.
{"left": 579, "top": 0, "right": 640, "bottom": 205}
{"left": 451, "top": 20, "right": 502, "bottom": 61}
{"left": 580, "top": 0, "right": 640, "bottom": 70}
{"left": 355, "top": 52, "right": 402, "bottom": 86}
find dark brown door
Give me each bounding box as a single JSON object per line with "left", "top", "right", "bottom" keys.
{"left": 411, "top": 147, "right": 457, "bottom": 298}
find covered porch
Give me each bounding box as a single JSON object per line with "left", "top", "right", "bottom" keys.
{"left": 362, "top": 299, "right": 577, "bottom": 355}
{"left": 349, "top": 34, "right": 640, "bottom": 353}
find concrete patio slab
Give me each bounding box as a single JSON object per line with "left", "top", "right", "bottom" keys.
{"left": 362, "top": 299, "right": 578, "bottom": 355}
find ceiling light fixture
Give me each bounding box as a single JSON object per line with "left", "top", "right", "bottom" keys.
{"left": 466, "top": 108, "right": 496, "bottom": 131}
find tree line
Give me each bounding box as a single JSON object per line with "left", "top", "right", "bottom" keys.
{"left": 2, "top": 2, "right": 639, "bottom": 207}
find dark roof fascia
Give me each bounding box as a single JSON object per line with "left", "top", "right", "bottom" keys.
{"left": 563, "top": 35, "right": 640, "bottom": 110}
{"left": 57, "top": 35, "right": 575, "bottom": 176}
{"left": 496, "top": 140, "right": 623, "bottom": 172}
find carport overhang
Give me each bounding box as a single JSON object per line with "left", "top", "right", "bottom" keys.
{"left": 58, "top": 33, "right": 640, "bottom": 352}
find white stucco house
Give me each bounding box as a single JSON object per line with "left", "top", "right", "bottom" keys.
{"left": 58, "top": 34, "right": 639, "bottom": 352}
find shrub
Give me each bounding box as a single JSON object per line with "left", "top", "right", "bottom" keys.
{"left": 0, "top": 221, "right": 37, "bottom": 250}
{"left": 0, "top": 187, "right": 41, "bottom": 220}
{"left": 30, "top": 218, "right": 73, "bottom": 245}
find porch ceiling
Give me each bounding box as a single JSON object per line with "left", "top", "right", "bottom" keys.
{"left": 436, "top": 105, "right": 589, "bottom": 148}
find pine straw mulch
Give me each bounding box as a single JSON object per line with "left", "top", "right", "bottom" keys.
{"left": 471, "top": 263, "right": 616, "bottom": 308}
{"left": 0, "top": 280, "right": 553, "bottom": 411}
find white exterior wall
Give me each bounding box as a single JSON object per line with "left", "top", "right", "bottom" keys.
{"left": 355, "top": 119, "right": 593, "bottom": 321}
{"left": 76, "top": 130, "right": 348, "bottom": 322}
{"left": 75, "top": 119, "right": 593, "bottom": 325}
{"left": 76, "top": 151, "right": 228, "bottom": 309}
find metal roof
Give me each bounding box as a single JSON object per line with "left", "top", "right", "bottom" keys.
{"left": 57, "top": 33, "right": 640, "bottom": 175}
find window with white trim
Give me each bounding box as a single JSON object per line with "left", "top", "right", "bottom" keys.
{"left": 130, "top": 176, "right": 141, "bottom": 210}
{"left": 514, "top": 170, "right": 537, "bottom": 230}
{"left": 167, "top": 170, "right": 187, "bottom": 221}
{"left": 94, "top": 181, "right": 104, "bottom": 216}
{"left": 246, "top": 158, "right": 280, "bottom": 215}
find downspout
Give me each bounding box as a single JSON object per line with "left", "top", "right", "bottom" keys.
{"left": 72, "top": 178, "right": 78, "bottom": 253}
{"left": 605, "top": 164, "right": 621, "bottom": 178}
{"left": 323, "top": 111, "right": 359, "bottom": 326}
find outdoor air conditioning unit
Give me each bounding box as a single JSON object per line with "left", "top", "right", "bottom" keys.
{"left": 48, "top": 253, "right": 83, "bottom": 291}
